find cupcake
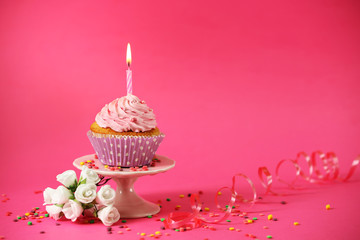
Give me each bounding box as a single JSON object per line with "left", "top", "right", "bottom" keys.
{"left": 87, "top": 94, "right": 165, "bottom": 167}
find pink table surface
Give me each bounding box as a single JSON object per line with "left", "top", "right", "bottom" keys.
{"left": 1, "top": 0, "right": 360, "bottom": 239}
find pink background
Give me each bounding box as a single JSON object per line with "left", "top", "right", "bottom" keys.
{"left": 0, "top": 0, "right": 360, "bottom": 239}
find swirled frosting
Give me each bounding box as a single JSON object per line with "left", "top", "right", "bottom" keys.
{"left": 95, "top": 94, "right": 157, "bottom": 132}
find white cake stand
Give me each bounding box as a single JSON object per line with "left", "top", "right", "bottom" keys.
{"left": 73, "top": 154, "right": 175, "bottom": 218}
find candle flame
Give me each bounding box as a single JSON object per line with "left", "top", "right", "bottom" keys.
{"left": 126, "top": 43, "right": 132, "bottom": 67}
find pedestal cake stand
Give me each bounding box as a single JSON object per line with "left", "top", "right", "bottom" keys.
{"left": 73, "top": 154, "right": 175, "bottom": 218}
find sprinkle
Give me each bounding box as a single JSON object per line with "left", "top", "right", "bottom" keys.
{"left": 267, "top": 214, "right": 273, "bottom": 220}
{"left": 165, "top": 233, "right": 170, "bottom": 236}
{"left": 17, "top": 216, "right": 21, "bottom": 219}
{"left": 229, "top": 227, "right": 235, "bottom": 231}
{"left": 44, "top": 214, "right": 49, "bottom": 217}
{"left": 25, "top": 213, "right": 30, "bottom": 216}
{"left": 187, "top": 193, "right": 191, "bottom": 197}
{"left": 204, "top": 207, "right": 210, "bottom": 211}
{"left": 107, "top": 227, "right": 112, "bottom": 231}
{"left": 160, "top": 218, "right": 165, "bottom": 222}
{"left": 126, "top": 228, "right": 131, "bottom": 231}
{"left": 118, "top": 231, "right": 123, "bottom": 234}
{"left": 40, "top": 231, "right": 45, "bottom": 234}
{"left": 121, "top": 220, "right": 127, "bottom": 223}
{"left": 80, "top": 162, "right": 85, "bottom": 165}
{"left": 253, "top": 217, "right": 258, "bottom": 220}
{"left": 175, "top": 229, "right": 180, "bottom": 232}
{"left": 147, "top": 215, "right": 152, "bottom": 218}
{"left": 166, "top": 198, "right": 171, "bottom": 201}
{"left": 35, "top": 207, "right": 39, "bottom": 210}
{"left": 226, "top": 220, "right": 231, "bottom": 222}
{"left": 263, "top": 226, "right": 269, "bottom": 229}
{"left": 39, "top": 216, "right": 44, "bottom": 219}
{"left": 150, "top": 233, "right": 155, "bottom": 236}
{"left": 27, "top": 221, "right": 33, "bottom": 226}
{"left": 281, "top": 201, "right": 287, "bottom": 204}
{"left": 179, "top": 194, "right": 184, "bottom": 198}
{"left": 104, "top": 165, "right": 109, "bottom": 168}
{"left": 294, "top": 222, "right": 299, "bottom": 226}
{"left": 87, "top": 160, "right": 92, "bottom": 163}
{"left": 217, "top": 191, "right": 222, "bottom": 195}
{"left": 273, "top": 218, "right": 278, "bottom": 221}
{"left": 236, "top": 229, "right": 241, "bottom": 232}
{"left": 89, "top": 220, "right": 95, "bottom": 224}
{"left": 247, "top": 219, "right": 253, "bottom": 223}
{"left": 155, "top": 231, "right": 161, "bottom": 235}
{"left": 267, "top": 235, "right": 273, "bottom": 239}
{"left": 326, "top": 204, "right": 331, "bottom": 210}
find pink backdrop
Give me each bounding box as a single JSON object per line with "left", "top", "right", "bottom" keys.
{"left": 1, "top": 0, "right": 359, "bottom": 239}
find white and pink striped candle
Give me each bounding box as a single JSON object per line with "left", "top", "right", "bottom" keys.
{"left": 126, "top": 43, "right": 133, "bottom": 94}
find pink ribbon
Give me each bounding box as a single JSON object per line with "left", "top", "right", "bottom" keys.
{"left": 164, "top": 151, "right": 359, "bottom": 229}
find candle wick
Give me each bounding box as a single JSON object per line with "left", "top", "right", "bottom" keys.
{"left": 127, "top": 63, "right": 131, "bottom": 68}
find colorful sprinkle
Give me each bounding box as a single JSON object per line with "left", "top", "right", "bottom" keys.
{"left": 121, "top": 220, "right": 127, "bottom": 223}
{"left": 294, "top": 222, "right": 299, "bottom": 226}
{"left": 179, "top": 194, "right": 184, "bottom": 198}
{"left": 166, "top": 198, "right": 171, "bottom": 201}
{"left": 160, "top": 218, "right": 165, "bottom": 222}
{"left": 44, "top": 214, "right": 49, "bottom": 217}
{"left": 27, "top": 221, "right": 33, "bottom": 226}
{"left": 267, "top": 235, "right": 273, "bottom": 239}
{"left": 267, "top": 214, "right": 273, "bottom": 220}
{"left": 326, "top": 204, "right": 331, "bottom": 210}
{"left": 204, "top": 207, "right": 210, "bottom": 211}
{"left": 229, "top": 227, "right": 235, "bottom": 231}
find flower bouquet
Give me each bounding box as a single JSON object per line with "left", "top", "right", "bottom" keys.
{"left": 43, "top": 166, "right": 120, "bottom": 226}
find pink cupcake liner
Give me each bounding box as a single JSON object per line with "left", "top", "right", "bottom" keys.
{"left": 87, "top": 131, "right": 165, "bottom": 167}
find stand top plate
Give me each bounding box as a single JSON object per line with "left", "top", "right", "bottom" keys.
{"left": 73, "top": 154, "right": 175, "bottom": 179}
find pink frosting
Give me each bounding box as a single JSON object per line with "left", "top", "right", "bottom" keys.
{"left": 95, "top": 94, "right": 157, "bottom": 132}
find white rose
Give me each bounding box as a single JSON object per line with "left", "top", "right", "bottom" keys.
{"left": 56, "top": 170, "right": 77, "bottom": 188}
{"left": 52, "top": 186, "right": 72, "bottom": 205}
{"left": 43, "top": 187, "right": 55, "bottom": 205}
{"left": 62, "top": 200, "right": 83, "bottom": 222}
{"left": 97, "top": 206, "right": 120, "bottom": 226}
{"left": 96, "top": 185, "right": 116, "bottom": 206}
{"left": 80, "top": 166, "right": 100, "bottom": 184}
{"left": 74, "top": 183, "right": 97, "bottom": 204}
{"left": 46, "top": 205, "right": 62, "bottom": 220}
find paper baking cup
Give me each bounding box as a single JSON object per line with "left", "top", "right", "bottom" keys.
{"left": 87, "top": 131, "right": 165, "bottom": 167}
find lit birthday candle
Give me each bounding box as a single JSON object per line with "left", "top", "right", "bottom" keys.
{"left": 126, "top": 43, "right": 132, "bottom": 94}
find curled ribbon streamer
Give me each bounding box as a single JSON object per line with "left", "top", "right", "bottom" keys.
{"left": 164, "top": 151, "right": 359, "bottom": 229}
{"left": 164, "top": 174, "right": 255, "bottom": 229}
